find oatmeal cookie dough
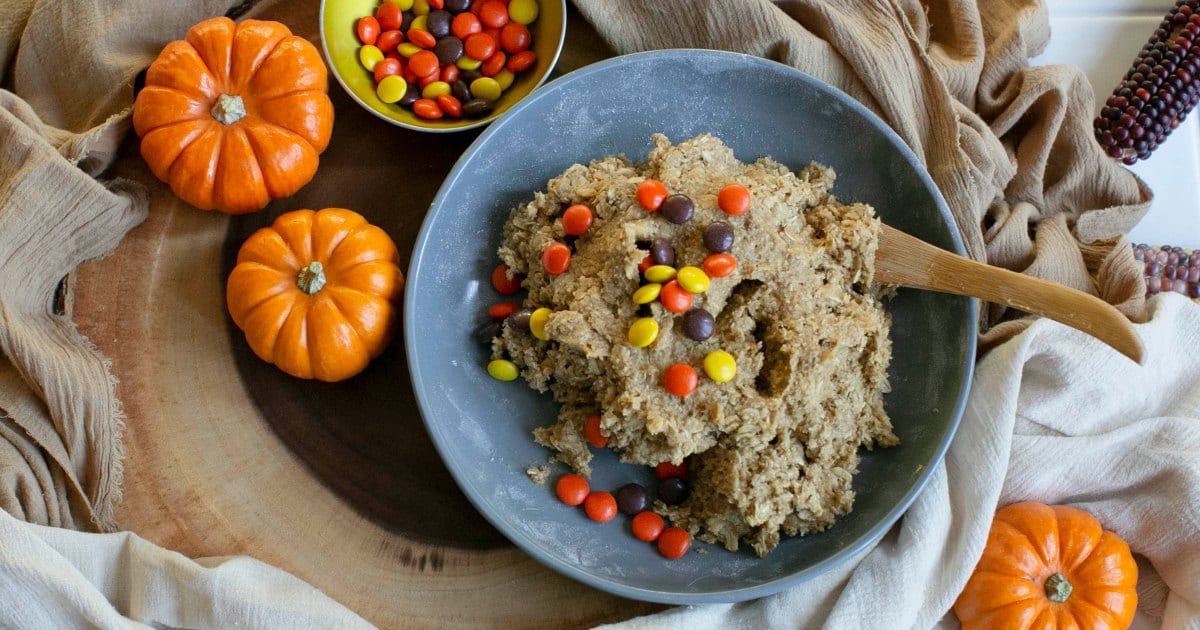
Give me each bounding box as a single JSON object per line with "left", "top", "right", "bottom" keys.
{"left": 493, "top": 134, "right": 895, "bottom": 556}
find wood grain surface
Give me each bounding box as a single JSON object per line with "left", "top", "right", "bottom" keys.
{"left": 71, "top": 4, "right": 665, "bottom": 627}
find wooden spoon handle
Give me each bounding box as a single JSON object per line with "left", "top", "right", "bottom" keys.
{"left": 875, "top": 225, "right": 1144, "bottom": 363}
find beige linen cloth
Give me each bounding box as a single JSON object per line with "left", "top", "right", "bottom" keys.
{"left": 0, "top": 0, "right": 1195, "bottom": 627}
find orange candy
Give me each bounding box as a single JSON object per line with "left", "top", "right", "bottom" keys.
{"left": 408, "top": 50, "right": 440, "bottom": 78}
{"left": 478, "top": 0, "right": 510, "bottom": 28}
{"left": 636, "top": 179, "right": 669, "bottom": 211}
{"left": 428, "top": 0, "right": 444, "bottom": 8}
{"left": 638, "top": 254, "right": 653, "bottom": 274}
{"left": 500, "top": 22, "right": 531, "bottom": 53}
{"left": 584, "top": 491, "right": 618, "bottom": 522}
{"left": 376, "top": 29, "right": 403, "bottom": 53}
{"left": 408, "top": 28, "right": 437, "bottom": 49}
{"left": 584, "top": 415, "right": 608, "bottom": 448}
{"left": 482, "top": 51, "right": 507, "bottom": 76}
{"left": 659, "top": 280, "right": 693, "bottom": 313}
{"left": 631, "top": 511, "right": 665, "bottom": 542}
{"left": 556, "top": 474, "right": 589, "bottom": 506}
{"left": 437, "top": 94, "right": 463, "bottom": 118}
{"left": 718, "top": 183, "right": 752, "bottom": 215}
{"left": 465, "top": 32, "right": 497, "bottom": 61}
{"left": 663, "top": 363, "right": 697, "bottom": 397}
{"left": 356, "top": 16, "right": 380, "bottom": 45}
{"left": 657, "top": 527, "right": 692, "bottom": 559}
{"left": 452, "top": 12, "right": 482, "bottom": 39}
{"left": 507, "top": 50, "right": 536, "bottom": 72}
{"left": 440, "top": 64, "right": 459, "bottom": 83}
{"left": 541, "top": 242, "right": 571, "bottom": 275}
{"left": 373, "top": 57, "right": 403, "bottom": 83}
{"left": 655, "top": 461, "right": 687, "bottom": 480}
{"left": 703, "top": 253, "right": 737, "bottom": 278}
{"left": 412, "top": 98, "right": 443, "bottom": 119}
{"left": 562, "top": 204, "right": 593, "bottom": 236}
{"left": 491, "top": 263, "right": 523, "bottom": 295}
{"left": 375, "top": 2, "right": 401, "bottom": 31}
{"left": 488, "top": 302, "right": 520, "bottom": 319}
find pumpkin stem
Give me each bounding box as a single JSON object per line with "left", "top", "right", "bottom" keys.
{"left": 210, "top": 94, "right": 247, "bottom": 125}
{"left": 297, "top": 261, "right": 327, "bottom": 295}
{"left": 1044, "top": 573, "right": 1073, "bottom": 603}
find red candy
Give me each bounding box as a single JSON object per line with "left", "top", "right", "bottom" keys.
{"left": 718, "top": 183, "right": 752, "bottom": 215}
{"left": 491, "top": 263, "right": 523, "bottom": 295}
{"left": 507, "top": 50, "right": 536, "bottom": 72}
{"left": 541, "top": 242, "right": 571, "bottom": 275}
{"left": 638, "top": 254, "right": 653, "bottom": 274}
{"left": 440, "top": 64, "right": 459, "bottom": 83}
{"left": 356, "top": 16, "right": 380, "bottom": 45}
{"left": 375, "top": 2, "right": 401, "bottom": 31}
{"left": 428, "top": 0, "right": 444, "bottom": 8}
{"left": 556, "top": 474, "right": 589, "bottom": 506}
{"left": 500, "top": 23, "right": 531, "bottom": 53}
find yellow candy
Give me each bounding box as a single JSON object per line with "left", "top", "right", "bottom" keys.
{"left": 494, "top": 69, "right": 515, "bottom": 91}
{"left": 632, "top": 283, "right": 662, "bottom": 305}
{"left": 644, "top": 265, "right": 676, "bottom": 283}
{"left": 397, "top": 42, "right": 422, "bottom": 58}
{"left": 377, "top": 75, "right": 408, "bottom": 103}
{"left": 457, "top": 56, "right": 484, "bottom": 70}
{"left": 411, "top": 15, "right": 429, "bottom": 31}
{"left": 703, "top": 351, "right": 736, "bottom": 383}
{"left": 470, "top": 77, "right": 503, "bottom": 101}
{"left": 676, "top": 266, "right": 710, "bottom": 293}
{"left": 358, "top": 45, "right": 384, "bottom": 71}
{"left": 487, "top": 359, "right": 519, "bottom": 381}
{"left": 530, "top": 307, "right": 552, "bottom": 340}
{"left": 422, "top": 81, "right": 451, "bottom": 99}
{"left": 508, "top": 0, "right": 539, "bottom": 24}
{"left": 413, "top": 0, "right": 430, "bottom": 16}
{"left": 387, "top": 0, "right": 414, "bottom": 10}
{"left": 627, "top": 318, "right": 659, "bottom": 348}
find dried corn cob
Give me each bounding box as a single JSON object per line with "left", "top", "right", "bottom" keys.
{"left": 1134, "top": 243, "right": 1200, "bottom": 298}
{"left": 1094, "top": 0, "right": 1200, "bottom": 164}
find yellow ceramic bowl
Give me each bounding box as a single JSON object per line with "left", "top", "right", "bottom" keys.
{"left": 320, "top": 0, "right": 565, "bottom": 132}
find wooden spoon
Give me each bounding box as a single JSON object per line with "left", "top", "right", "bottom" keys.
{"left": 875, "top": 225, "right": 1144, "bottom": 363}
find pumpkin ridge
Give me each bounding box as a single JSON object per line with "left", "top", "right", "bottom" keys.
{"left": 1001, "top": 503, "right": 1060, "bottom": 571}
{"left": 240, "top": 120, "right": 316, "bottom": 199}
{"left": 1066, "top": 591, "right": 1122, "bottom": 627}
{"left": 969, "top": 597, "right": 1047, "bottom": 627}
{"left": 140, "top": 119, "right": 211, "bottom": 181}
{"left": 273, "top": 299, "right": 311, "bottom": 376}
{"left": 229, "top": 20, "right": 291, "bottom": 93}
{"left": 209, "top": 129, "right": 227, "bottom": 210}
{"left": 230, "top": 264, "right": 294, "bottom": 318}
{"left": 167, "top": 127, "right": 223, "bottom": 210}
{"left": 324, "top": 221, "right": 376, "bottom": 264}
{"left": 239, "top": 290, "right": 293, "bottom": 357}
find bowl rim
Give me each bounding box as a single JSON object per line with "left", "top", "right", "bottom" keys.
{"left": 317, "top": 0, "right": 568, "bottom": 133}
{"left": 405, "top": 49, "right": 978, "bottom": 604}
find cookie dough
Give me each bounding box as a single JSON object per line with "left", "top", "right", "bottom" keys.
{"left": 494, "top": 134, "right": 895, "bottom": 556}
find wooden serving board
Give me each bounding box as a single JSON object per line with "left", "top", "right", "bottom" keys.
{"left": 71, "top": 5, "right": 663, "bottom": 627}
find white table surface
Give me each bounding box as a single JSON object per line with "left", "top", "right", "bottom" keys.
{"left": 1035, "top": 0, "right": 1200, "bottom": 249}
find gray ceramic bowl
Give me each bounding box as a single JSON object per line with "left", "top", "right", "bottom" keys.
{"left": 405, "top": 50, "right": 976, "bottom": 604}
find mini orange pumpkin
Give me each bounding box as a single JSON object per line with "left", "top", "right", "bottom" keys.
{"left": 227, "top": 208, "right": 403, "bottom": 382}
{"left": 133, "top": 17, "right": 334, "bottom": 214}
{"left": 955, "top": 502, "right": 1138, "bottom": 630}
